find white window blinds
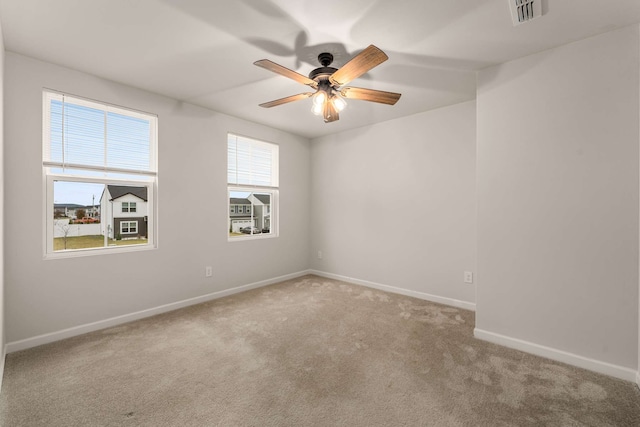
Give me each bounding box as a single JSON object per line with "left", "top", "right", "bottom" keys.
{"left": 227, "top": 134, "right": 279, "bottom": 187}
{"left": 43, "top": 92, "right": 157, "bottom": 175}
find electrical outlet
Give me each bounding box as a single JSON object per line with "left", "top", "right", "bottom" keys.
{"left": 317, "top": 251, "right": 323, "bottom": 259}
{"left": 205, "top": 266, "right": 213, "bottom": 277}
{"left": 464, "top": 271, "right": 473, "bottom": 284}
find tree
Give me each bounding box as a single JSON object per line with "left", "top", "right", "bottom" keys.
{"left": 76, "top": 208, "right": 86, "bottom": 219}
{"left": 55, "top": 220, "right": 72, "bottom": 250}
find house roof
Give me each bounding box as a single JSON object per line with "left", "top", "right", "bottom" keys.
{"left": 107, "top": 185, "right": 148, "bottom": 202}
{"left": 230, "top": 196, "right": 270, "bottom": 205}
{"left": 230, "top": 198, "right": 251, "bottom": 205}
{"left": 253, "top": 194, "right": 270, "bottom": 204}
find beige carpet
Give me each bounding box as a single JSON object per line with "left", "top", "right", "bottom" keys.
{"left": 1, "top": 275, "right": 639, "bottom": 426}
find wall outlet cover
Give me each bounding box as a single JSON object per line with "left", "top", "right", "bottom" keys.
{"left": 464, "top": 271, "right": 473, "bottom": 284}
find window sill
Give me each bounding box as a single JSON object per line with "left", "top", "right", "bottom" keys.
{"left": 227, "top": 233, "right": 278, "bottom": 243}
{"left": 44, "top": 242, "right": 156, "bottom": 260}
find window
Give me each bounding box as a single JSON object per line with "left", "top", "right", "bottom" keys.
{"left": 121, "top": 221, "right": 138, "bottom": 234}
{"left": 227, "top": 134, "right": 278, "bottom": 238}
{"left": 122, "top": 202, "right": 137, "bottom": 213}
{"left": 43, "top": 91, "right": 157, "bottom": 256}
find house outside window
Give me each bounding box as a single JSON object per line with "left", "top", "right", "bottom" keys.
{"left": 43, "top": 91, "right": 157, "bottom": 257}
{"left": 227, "top": 134, "right": 278, "bottom": 239}
{"left": 103, "top": 185, "right": 149, "bottom": 241}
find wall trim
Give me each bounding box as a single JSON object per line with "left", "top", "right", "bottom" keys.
{"left": 636, "top": 371, "right": 640, "bottom": 391}
{"left": 6, "top": 270, "right": 313, "bottom": 354}
{"left": 474, "top": 328, "right": 637, "bottom": 382}
{"left": 308, "top": 269, "right": 476, "bottom": 312}
{"left": 0, "top": 344, "right": 5, "bottom": 392}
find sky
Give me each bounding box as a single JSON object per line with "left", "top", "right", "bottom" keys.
{"left": 54, "top": 181, "right": 105, "bottom": 206}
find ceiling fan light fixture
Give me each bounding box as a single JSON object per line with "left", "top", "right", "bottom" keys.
{"left": 312, "top": 90, "right": 326, "bottom": 106}
{"left": 311, "top": 102, "right": 323, "bottom": 116}
{"left": 331, "top": 94, "right": 347, "bottom": 112}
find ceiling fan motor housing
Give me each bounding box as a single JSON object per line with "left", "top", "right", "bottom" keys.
{"left": 309, "top": 52, "right": 338, "bottom": 82}
{"left": 309, "top": 66, "right": 338, "bottom": 82}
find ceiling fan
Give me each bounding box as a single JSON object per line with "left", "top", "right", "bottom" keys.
{"left": 254, "top": 45, "right": 401, "bottom": 123}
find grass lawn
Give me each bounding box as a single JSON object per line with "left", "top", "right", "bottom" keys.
{"left": 54, "top": 235, "right": 147, "bottom": 251}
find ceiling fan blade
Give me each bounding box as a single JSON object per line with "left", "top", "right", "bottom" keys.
{"left": 254, "top": 59, "right": 318, "bottom": 89}
{"left": 324, "top": 101, "right": 339, "bottom": 123}
{"left": 329, "top": 45, "right": 388, "bottom": 87}
{"left": 259, "top": 92, "right": 314, "bottom": 108}
{"left": 340, "top": 87, "right": 401, "bottom": 105}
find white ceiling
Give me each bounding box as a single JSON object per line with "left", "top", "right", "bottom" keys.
{"left": 1, "top": 0, "right": 639, "bottom": 139}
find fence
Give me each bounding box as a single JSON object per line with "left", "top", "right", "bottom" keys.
{"left": 54, "top": 220, "right": 102, "bottom": 238}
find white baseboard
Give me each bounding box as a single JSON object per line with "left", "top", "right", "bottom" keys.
{"left": 6, "top": 270, "right": 313, "bottom": 354}
{"left": 0, "top": 343, "right": 5, "bottom": 392}
{"left": 308, "top": 270, "right": 476, "bottom": 312}
{"left": 474, "top": 328, "right": 637, "bottom": 382}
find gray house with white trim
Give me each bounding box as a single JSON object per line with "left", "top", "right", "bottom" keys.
{"left": 100, "top": 185, "right": 149, "bottom": 239}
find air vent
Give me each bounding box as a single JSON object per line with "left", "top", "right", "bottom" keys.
{"left": 509, "top": 0, "right": 542, "bottom": 26}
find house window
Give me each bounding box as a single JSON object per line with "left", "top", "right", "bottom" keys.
{"left": 227, "top": 134, "right": 278, "bottom": 239}
{"left": 43, "top": 91, "right": 157, "bottom": 257}
{"left": 122, "top": 202, "right": 137, "bottom": 213}
{"left": 121, "top": 221, "right": 138, "bottom": 234}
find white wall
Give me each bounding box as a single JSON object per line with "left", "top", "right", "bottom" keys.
{"left": 476, "top": 25, "right": 640, "bottom": 377}
{"left": 310, "top": 101, "right": 477, "bottom": 308}
{"left": 4, "top": 53, "right": 311, "bottom": 344}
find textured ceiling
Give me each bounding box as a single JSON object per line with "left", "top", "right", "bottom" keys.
{"left": 1, "top": 0, "right": 639, "bottom": 139}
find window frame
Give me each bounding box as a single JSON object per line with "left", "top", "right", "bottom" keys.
{"left": 227, "top": 133, "right": 279, "bottom": 241}
{"left": 45, "top": 174, "right": 156, "bottom": 257}
{"left": 42, "top": 90, "right": 158, "bottom": 259}
{"left": 120, "top": 220, "right": 138, "bottom": 235}
{"left": 122, "top": 202, "right": 137, "bottom": 213}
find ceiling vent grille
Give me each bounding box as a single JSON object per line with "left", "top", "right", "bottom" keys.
{"left": 509, "top": 0, "right": 542, "bottom": 26}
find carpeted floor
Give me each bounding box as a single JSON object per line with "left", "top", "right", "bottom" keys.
{"left": 1, "top": 275, "right": 639, "bottom": 426}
